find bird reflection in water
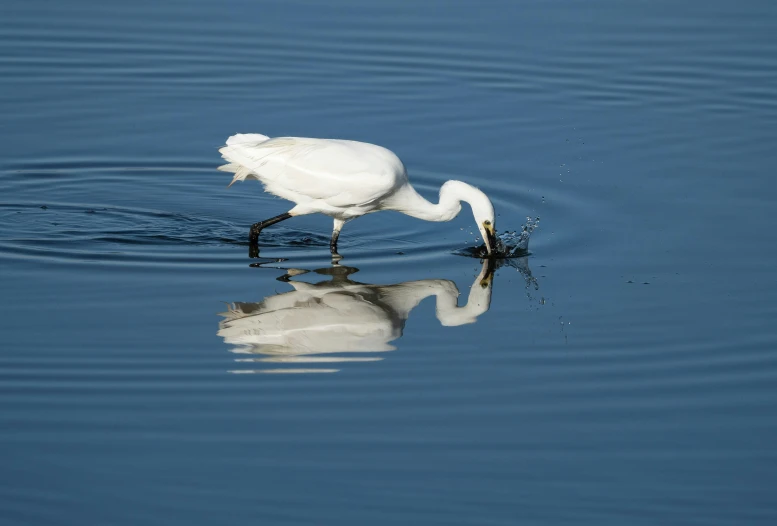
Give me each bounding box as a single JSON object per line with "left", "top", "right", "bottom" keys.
{"left": 218, "top": 258, "right": 530, "bottom": 374}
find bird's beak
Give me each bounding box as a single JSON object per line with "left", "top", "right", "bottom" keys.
{"left": 484, "top": 223, "right": 497, "bottom": 255}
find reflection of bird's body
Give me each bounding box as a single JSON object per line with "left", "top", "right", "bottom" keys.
{"left": 218, "top": 134, "right": 498, "bottom": 253}
{"left": 217, "top": 262, "right": 495, "bottom": 371}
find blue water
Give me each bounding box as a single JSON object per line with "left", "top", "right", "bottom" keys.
{"left": 2, "top": 1, "right": 777, "bottom": 524}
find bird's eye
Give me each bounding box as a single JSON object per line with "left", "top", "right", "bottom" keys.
{"left": 484, "top": 220, "right": 491, "bottom": 226}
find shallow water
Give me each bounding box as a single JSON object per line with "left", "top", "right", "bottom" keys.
{"left": 2, "top": 1, "right": 777, "bottom": 524}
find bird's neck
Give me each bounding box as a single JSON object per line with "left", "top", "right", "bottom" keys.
{"left": 385, "top": 181, "right": 478, "bottom": 222}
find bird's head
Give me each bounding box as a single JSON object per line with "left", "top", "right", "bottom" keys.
{"left": 438, "top": 180, "right": 498, "bottom": 255}
{"left": 479, "top": 218, "right": 497, "bottom": 256}
{"left": 470, "top": 192, "right": 497, "bottom": 256}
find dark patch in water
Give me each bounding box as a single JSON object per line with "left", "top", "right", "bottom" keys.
{"left": 454, "top": 217, "right": 540, "bottom": 259}
{"left": 456, "top": 244, "right": 530, "bottom": 259}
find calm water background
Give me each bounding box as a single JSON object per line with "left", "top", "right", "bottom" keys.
{"left": 2, "top": 1, "right": 777, "bottom": 524}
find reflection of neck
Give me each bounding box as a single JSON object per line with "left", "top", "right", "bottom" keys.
{"left": 378, "top": 269, "right": 492, "bottom": 327}
{"left": 435, "top": 275, "right": 491, "bottom": 326}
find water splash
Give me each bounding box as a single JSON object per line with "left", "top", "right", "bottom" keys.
{"left": 496, "top": 216, "right": 541, "bottom": 256}
{"left": 457, "top": 216, "right": 540, "bottom": 258}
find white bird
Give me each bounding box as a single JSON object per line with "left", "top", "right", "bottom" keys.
{"left": 218, "top": 133, "right": 498, "bottom": 254}
{"left": 217, "top": 260, "right": 495, "bottom": 373}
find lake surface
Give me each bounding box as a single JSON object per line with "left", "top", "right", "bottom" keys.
{"left": 2, "top": 1, "right": 777, "bottom": 524}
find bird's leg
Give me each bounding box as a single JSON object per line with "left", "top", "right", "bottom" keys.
{"left": 249, "top": 212, "right": 292, "bottom": 244}
{"left": 329, "top": 231, "right": 340, "bottom": 253}
{"left": 330, "top": 218, "right": 346, "bottom": 253}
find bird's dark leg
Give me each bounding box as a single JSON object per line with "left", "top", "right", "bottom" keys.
{"left": 330, "top": 230, "right": 340, "bottom": 253}
{"left": 249, "top": 212, "right": 292, "bottom": 244}
{"left": 330, "top": 218, "right": 346, "bottom": 254}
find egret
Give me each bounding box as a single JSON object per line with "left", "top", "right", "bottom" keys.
{"left": 218, "top": 133, "right": 497, "bottom": 254}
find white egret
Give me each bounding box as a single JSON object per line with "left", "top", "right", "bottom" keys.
{"left": 218, "top": 133, "right": 498, "bottom": 253}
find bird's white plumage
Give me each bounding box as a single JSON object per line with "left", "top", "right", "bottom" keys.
{"left": 219, "top": 133, "right": 498, "bottom": 253}
{"left": 220, "top": 136, "right": 405, "bottom": 218}
{"left": 225, "top": 133, "right": 269, "bottom": 145}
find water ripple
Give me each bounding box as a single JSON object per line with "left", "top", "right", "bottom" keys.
{"left": 0, "top": 158, "right": 576, "bottom": 268}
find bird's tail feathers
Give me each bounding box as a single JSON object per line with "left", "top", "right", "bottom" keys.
{"left": 219, "top": 133, "right": 271, "bottom": 187}
{"left": 218, "top": 163, "right": 255, "bottom": 188}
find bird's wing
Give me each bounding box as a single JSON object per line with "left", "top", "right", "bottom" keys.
{"left": 220, "top": 138, "right": 405, "bottom": 207}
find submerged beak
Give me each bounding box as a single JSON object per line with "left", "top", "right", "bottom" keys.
{"left": 484, "top": 223, "right": 497, "bottom": 255}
